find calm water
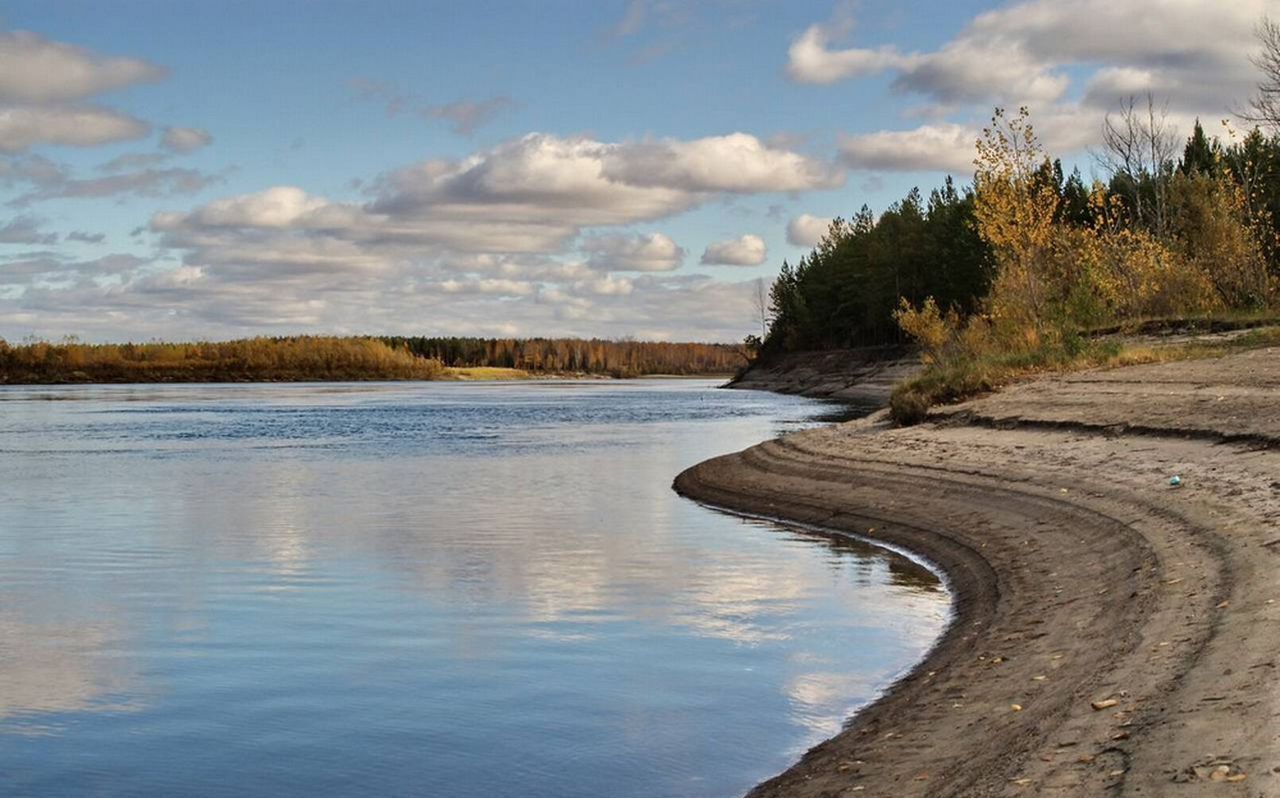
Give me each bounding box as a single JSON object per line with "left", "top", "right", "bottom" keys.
{"left": 0, "top": 380, "right": 948, "bottom": 798}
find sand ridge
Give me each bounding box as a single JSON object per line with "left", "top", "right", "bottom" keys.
{"left": 676, "top": 346, "right": 1280, "bottom": 796}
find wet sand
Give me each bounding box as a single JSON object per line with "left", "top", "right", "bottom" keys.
{"left": 677, "top": 346, "right": 1280, "bottom": 796}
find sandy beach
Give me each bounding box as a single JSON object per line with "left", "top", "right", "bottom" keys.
{"left": 676, "top": 345, "right": 1280, "bottom": 796}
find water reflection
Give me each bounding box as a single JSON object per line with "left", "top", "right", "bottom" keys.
{"left": 0, "top": 381, "right": 947, "bottom": 798}
{"left": 0, "top": 613, "right": 140, "bottom": 732}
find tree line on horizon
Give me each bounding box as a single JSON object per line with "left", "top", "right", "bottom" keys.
{"left": 0, "top": 336, "right": 447, "bottom": 384}
{"left": 0, "top": 335, "right": 745, "bottom": 384}
{"left": 380, "top": 336, "right": 744, "bottom": 377}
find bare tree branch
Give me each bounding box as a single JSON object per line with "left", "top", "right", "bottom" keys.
{"left": 1243, "top": 16, "right": 1280, "bottom": 131}
{"left": 1094, "top": 94, "right": 1178, "bottom": 234}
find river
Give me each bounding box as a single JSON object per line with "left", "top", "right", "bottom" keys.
{"left": 0, "top": 379, "right": 948, "bottom": 797}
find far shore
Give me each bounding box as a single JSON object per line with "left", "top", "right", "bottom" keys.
{"left": 0, "top": 368, "right": 737, "bottom": 386}
{"left": 678, "top": 345, "right": 1280, "bottom": 796}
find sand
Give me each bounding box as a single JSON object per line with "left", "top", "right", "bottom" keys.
{"left": 676, "top": 346, "right": 1280, "bottom": 796}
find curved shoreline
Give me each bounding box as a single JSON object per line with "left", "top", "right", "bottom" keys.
{"left": 679, "top": 348, "right": 1280, "bottom": 796}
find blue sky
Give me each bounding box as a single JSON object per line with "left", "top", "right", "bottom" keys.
{"left": 0, "top": 0, "right": 1268, "bottom": 342}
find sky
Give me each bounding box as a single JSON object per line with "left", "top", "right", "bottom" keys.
{"left": 0, "top": 0, "right": 1273, "bottom": 343}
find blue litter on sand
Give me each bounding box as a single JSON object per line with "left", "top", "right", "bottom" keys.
{"left": 1169, "top": 475, "right": 1183, "bottom": 487}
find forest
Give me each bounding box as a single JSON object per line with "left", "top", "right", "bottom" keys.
{"left": 0, "top": 337, "right": 447, "bottom": 383}
{"left": 0, "top": 335, "right": 745, "bottom": 384}
{"left": 760, "top": 21, "right": 1280, "bottom": 422}
{"left": 380, "top": 336, "right": 744, "bottom": 377}
{"left": 762, "top": 112, "right": 1280, "bottom": 358}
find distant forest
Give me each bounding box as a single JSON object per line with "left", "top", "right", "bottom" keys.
{"left": 0, "top": 335, "right": 744, "bottom": 384}
{"left": 0, "top": 337, "right": 446, "bottom": 383}
{"left": 381, "top": 336, "right": 744, "bottom": 377}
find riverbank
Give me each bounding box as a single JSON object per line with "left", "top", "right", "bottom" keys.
{"left": 677, "top": 345, "right": 1280, "bottom": 795}
{"left": 726, "top": 347, "right": 919, "bottom": 405}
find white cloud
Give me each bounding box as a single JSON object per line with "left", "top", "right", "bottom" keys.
{"left": 151, "top": 131, "right": 839, "bottom": 276}
{"left": 891, "top": 42, "right": 1068, "bottom": 106}
{"left": 440, "top": 277, "right": 535, "bottom": 296}
{"left": 786, "top": 214, "right": 833, "bottom": 247}
{"left": 701, "top": 234, "right": 767, "bottom": 266}
{"left": 601, "top": 132, "right": 843, "bottom": 193}
{"left": 169, "top": 186, "right": 331, "bottom": 229}
{"left": 576, "top": 274, "right": 634, "bottom": 295}
{"left": 369, "top": 133, "right": 699, "bottom": 233}
{"left": 0, "top": 31, "right": 180, "bottom": 155}
{"left": 161, "top": 127, "right": 213, "bottom": 153}
{"left": 838, "top": 124, "right": 976, "bottom": 173}
{"left": 0, "top": 31, "right": 165, "bottom": 103}
{"left": 581, "top": 232, "right": 684, "bottom": 272}
{"left": 0, "top": 104, "right": 149, "bottom": 153}
{"left": 0, "top": 58, "right": 840, "bottom": 343}
{"left": 836, "top": 105, "right": 1111, "bottom": 174}
{"left": 785, "top": 6, "right": 909, "bottom": 85}
{"left": 791, "top": 0, "right": 1264, "bottom": 111}
{"left": 799, "top": 0, "right": 1267, "bottom": 174}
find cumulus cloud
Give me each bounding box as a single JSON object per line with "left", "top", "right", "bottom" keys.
{"left": 2, "top": 255, "right": 768, "bottom": 344}
{"left": 601, "top": 132, "right": 843, "bottom": 193}
{"left": 0, "top": 30, "right": 172, "bottom": 154}
{"left": 577, "top": 274, "right": 634, "bottom": 295}
{"left": 0, "top": 215, "right": 57, "bottom": 245}
{"left": 368, "top": 134, "right": 697, "bottom": 237}
{"left": 133, "top": 131, "right": 830, "bottom": 332}
{"left": 0, "top": 31, "right": 166, "bottom": 103}
{"left": 67, "top": 230, "right": 105, "bottom": 244}
{"left": 4, "top": 127, "right": 836, "bottom": 341}
{"left": 796, "top": 0, "right": 1266, "bottom": 173}
{"left": 700, "top": 234, "right": 767, "bottom": 266}
{"left": 837, "top": 106, "right": 1109, "bottom": 174}
{"left": 786, "top": 214, "right": 833, "bottom": 247}
{"left": 168, "top": 186, "right": 330, "bottom": 229}
{"left": 791, "top": 0, "right": 1262, "bottom": 111}
{"left": 838, "top": 124, "right": 977, "bottom": 173}
{"left": 440, "top": 277, "right": 535, "bottom": 296}
{"left": 581, "top": 232, "right": 684, "bottom": 272}
{"left": 0, "top": 104, "right": 149, "bottom": 153}
{"left": 785, "top": 5, "right": 908, "bottom": 85}
{"left": 161, "top": 126, "right": 213, "bottom": 153}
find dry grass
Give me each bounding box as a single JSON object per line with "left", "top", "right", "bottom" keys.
{"left": 890, "top": 325, "right": 1280, "bottom": 424}
{"left": 442, "top": 366, "right": 535, "bottom": 381}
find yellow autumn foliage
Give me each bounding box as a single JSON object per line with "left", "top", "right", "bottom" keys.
{"left": 892, "top": 105, "right": 1275, "bottom": 424}
{"left": 0, "top": 336, "right": 446, "bottom": 383}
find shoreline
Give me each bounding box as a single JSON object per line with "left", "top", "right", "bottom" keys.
{"left": 678, "top": 347, "right": 1280, "bottom": 796}
{"left": 0, "top": 370, "right": 733, "bottom": 386}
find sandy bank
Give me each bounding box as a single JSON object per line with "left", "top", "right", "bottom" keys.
{"left": 728, "top": 347, "right": 919, "bottom": 406}
{"left": 677, "top": 346, "right": 1280, "bottom": 796}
